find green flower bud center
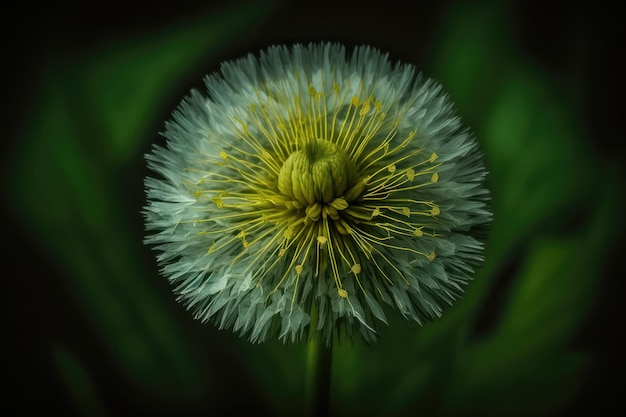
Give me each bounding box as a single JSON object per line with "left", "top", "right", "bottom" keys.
{"left": 278, "top": 139, "right": 356, "bottom": 206}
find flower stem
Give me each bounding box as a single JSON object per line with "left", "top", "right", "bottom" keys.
{"left": 306, "top": 334, "right": 333, "bottom": 417}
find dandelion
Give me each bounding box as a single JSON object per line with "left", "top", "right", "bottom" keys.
{"left": 144, "top": 43, "right": 491, "bottom": 345}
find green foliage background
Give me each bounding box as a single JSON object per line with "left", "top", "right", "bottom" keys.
{"left": 5, "top": 0, "right": 624, "bottom": 415}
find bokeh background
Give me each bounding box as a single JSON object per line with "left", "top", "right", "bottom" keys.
{"left": 4, "top": 0, "right": 624, "bottom": 415}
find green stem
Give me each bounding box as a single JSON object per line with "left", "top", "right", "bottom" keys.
{"left": 306, "top": 335, "right": 333, "bottom": 417}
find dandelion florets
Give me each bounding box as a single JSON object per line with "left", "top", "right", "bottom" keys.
{"left": 144, "top": 42, "right": 491, "bottom": 344}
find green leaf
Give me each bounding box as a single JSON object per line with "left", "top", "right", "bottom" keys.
{"left": 443, "top": 178, "right": 618, "bottom": 415}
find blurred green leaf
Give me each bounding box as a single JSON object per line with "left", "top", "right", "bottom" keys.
{"left": 444, "top": 180, "right": 617, "bottom": 415}
{"left": 52, "top": 344, "right": 110, "bottom": 417}
{"left": 10, "top": 1, "right": 274, "bottom": 406}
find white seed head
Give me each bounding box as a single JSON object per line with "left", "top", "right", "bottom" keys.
{"left": 143, "top": 43, "right": 491, "bottom": 345}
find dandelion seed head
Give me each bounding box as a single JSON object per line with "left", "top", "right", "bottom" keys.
{"left": 144, "top": 42, "right": 491, "bottom": 344}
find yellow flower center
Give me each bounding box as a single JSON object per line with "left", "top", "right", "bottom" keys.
{"left": 278, "top": 138, "right": 356, "bottom": 205}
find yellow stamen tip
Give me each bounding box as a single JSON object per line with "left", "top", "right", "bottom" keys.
{"left": 338, "top": 288, "right": 348, "bottom": 298}
{"left": 212, "top": 197, "right": 224, "bottom": 208}
{"left": 359, "top": 101, "right": 371, "bottom": 116}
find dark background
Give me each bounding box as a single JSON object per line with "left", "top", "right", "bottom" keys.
{"left": 5, "top": 0, "right": 624, "bottom": 416}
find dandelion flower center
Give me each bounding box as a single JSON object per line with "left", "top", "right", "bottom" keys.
{"left": 278, "top": 138, "right": 356, "bottom": 205}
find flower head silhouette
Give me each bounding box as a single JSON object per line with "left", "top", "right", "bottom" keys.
{"left": 144, "top": 43, "right": 491, "bottom": 344}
